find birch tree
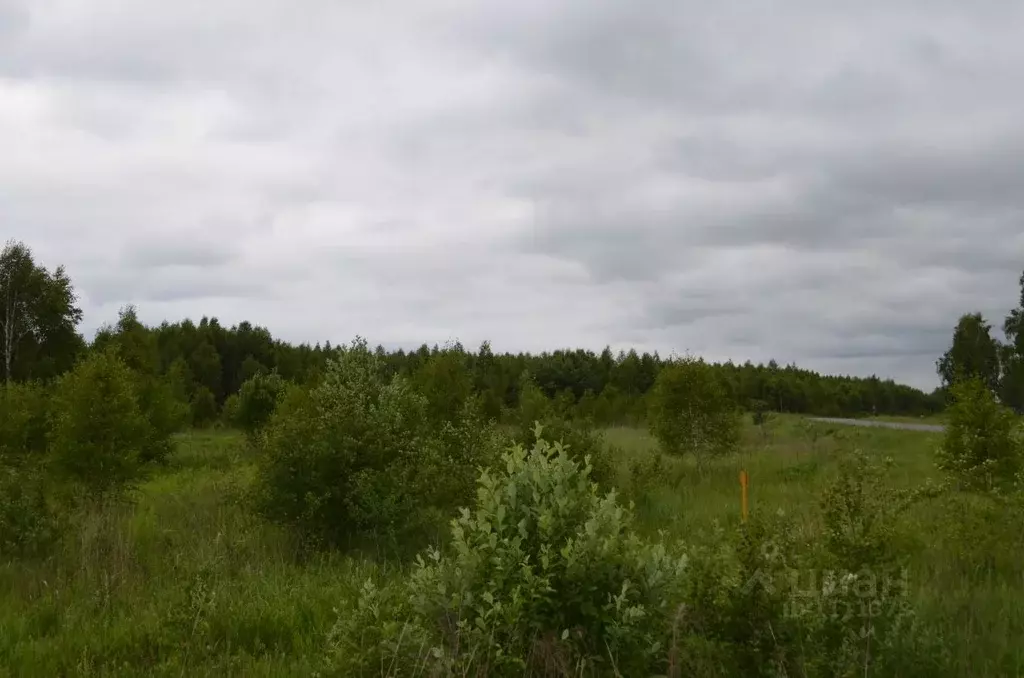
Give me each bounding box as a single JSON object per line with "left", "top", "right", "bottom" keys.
{"left": 0, "top": 241, "right": 82, "bottom": 384}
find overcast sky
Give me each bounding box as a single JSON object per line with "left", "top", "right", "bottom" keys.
{"left": 3, "top": 0, "right": 1024, "bottom": 389}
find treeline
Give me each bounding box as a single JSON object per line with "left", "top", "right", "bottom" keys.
{"left": 938, "top": 270, "right": 1024, "bottom": 411}
{"left": 2, "top": 239, "right": 942, "bottom": 424}
{"left": 82, "top": 309, "right": 945, "bottom": 423}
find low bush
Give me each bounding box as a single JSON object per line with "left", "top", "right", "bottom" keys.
{"left": 236, "top": 370, "right": 286, "bottom": 439}
{"left": 670, "top": 451, "right": 941, "bottom": 678}
{"left": 189, "top": 385, "right": 219, "bottom": 428}
{"left": 135, "top": 374, "right": 190, "bottom": 463}
{"left": 220, "top": 393, "right": 241, "bottom": 428}
{"left": 0, "top": 462, "right": 62, "bottom": 559}
{"left": 809, "top": 450, "right": 924, "bottom": 677}
{"left": 0, "top": 381, "right": 50, "bottom": 458}
{"left": 325, "top": 430, "right": 688, "bottom": 676}
{"left": 512, "top": 374, "right": 618, "bottom": 491}
{"left": 515, "top": 418, "right": 617, "bottom": 492}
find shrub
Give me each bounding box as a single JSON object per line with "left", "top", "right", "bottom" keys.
{"left": 576, "top": 388, "right": 598, "bottom": 424}
{"left": 724, "top": 513, "right": 807, "bottom": 677}
{"left": 236, "top": 371, "right": 286, "bottom": 439}
{"left": 0, "top": 383, "right": 61, "bottom": 558}
{"left": 516, "top": 418, "right": 617, "bottom": 492}
{"left": 648, "top": 357, "right": 741, "bottom": 469}
{"left": 513, "top": 374, "right": 617, "bottom": 491}
{"left": 0, "top": 462, "right": 61, "bottom": 559}
{"left": 189, "top": 385, "right": 219, "bottom": 428}
{"left": 514, "top": 371, "right": 552, "bottom": 427}
{"left": 402, "top": 431, "right": 688, "bottom": 676}
{"left": 411, "top": 347, "right": 473, "bottom": 424}
{"left": 48, "top": 349, "right": 150, "bottom": 496}
{"left": 749, "top": 399, "right": 771, "bottom": 427}
{"left": 0, "top": 381, "right": 50, "bottom": 458}
{"left": 939, "top": 378, "right": 1022, "bottom": 492}
{"left": 670, "top": 454, "right": 940, "bottom": 678}
{"left": 135, "top": 374, "right": 190, "bottom": 463}
{"left": 255, "top": 339, "right": 492, "bottom": 552}
{"left": 809, "top": 450, "right": 930, "bottom": 677}
{"left": 220, "top": 393, "right": 240, "bottom": 428}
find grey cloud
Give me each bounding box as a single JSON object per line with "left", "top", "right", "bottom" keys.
{"left": 120, "top": 236, "right": 239, "bottom": 270}
{"left": 4, "top": 0, "right": 1024, "bottom": 390}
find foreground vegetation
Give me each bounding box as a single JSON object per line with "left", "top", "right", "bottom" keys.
{"left": 2, "top": 414, "right": 1023, "bottom": 676}
{"left": 5, "top": 240, "right": 1024, "bottom": 675}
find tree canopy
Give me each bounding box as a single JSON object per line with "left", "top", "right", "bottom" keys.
{"left": 0, "top": 241, "right": 83, "bottom": 383}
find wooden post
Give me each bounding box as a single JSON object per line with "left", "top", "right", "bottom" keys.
{"left": 740, "top": 470, "right": 749, "bottom": 523}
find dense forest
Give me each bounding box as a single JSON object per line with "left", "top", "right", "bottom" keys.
{"left": 2, "top": 241, "right": 942, "bottom": 424}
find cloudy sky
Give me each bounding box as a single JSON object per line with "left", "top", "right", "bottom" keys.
{"left": 3, "top": 0, "right": 1024, "bottom": 389}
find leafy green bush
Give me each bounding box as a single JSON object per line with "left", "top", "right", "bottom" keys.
{"left": 0, "top": 462, "right": 61, "bottom": 559}
{"left": 0, "top": 383, "right": 61, "bottom": 558}
{"left": 236, "top": 371, "right": 286, "bottom": 439}
{"left": 134, "top": 374, "right": 190, "bottom": 463}
{"left": 0, "top": 381, "right": 50, "bottom": 458}
{"left": 648, "top": 357, "right": 741, "bottom": 468}
{"left": 512, "top": 374, "right": 617, "bottom": 491}
{"left": 220, "top": 393, "right": 240, "bottom": 428}
{"left": 400, "top": 431, "right": 687, "bottom": 676}
{"left": 411, "top": 346, "right": 473, "bottom": 424}
{"left": 668, "top": 452, "right": 942, "bottom": 678}
{"left": 939, "top": 378, "right": 1022, "bottom": 492}
{"left": 255, "top": 339, "right": 494, "bottom": 552}
{"left": 48, "top": 349, "right": 151, "bottom": 496}
{"left": 189, "top": 385, "right": 218, "bottom": 428}
{"left": 515, "top": 418, "right": 617, "bottom": 492}
{"left": 809, "top": 451, "right": 918, "bottom": 676}
{"left": 324, "top": 575, "right": 427, "bottom": 676}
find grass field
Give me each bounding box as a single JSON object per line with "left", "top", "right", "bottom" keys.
{"left": 2, "top": 416, "right": 1022, "bottom": 676}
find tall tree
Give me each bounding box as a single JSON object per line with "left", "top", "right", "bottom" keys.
{"left": 0, "top": 240, "right": 83, "bottom": 383}
{"left": 936, "top": 313, "right": 1002, "bottom": 394}
{"left": 1001, "top": 271, "right": 1024, "bottom": 412}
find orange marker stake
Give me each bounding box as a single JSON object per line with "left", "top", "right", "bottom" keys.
{"left": 740, "top": 470, "right": 749, "bottom": 523}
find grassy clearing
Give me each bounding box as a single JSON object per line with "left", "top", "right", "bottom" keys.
{"left": 2, "top": 418, "right": 1022, "bottom": 676}
{"left": 866, "top": 413, "right": 948, "bottom": 426}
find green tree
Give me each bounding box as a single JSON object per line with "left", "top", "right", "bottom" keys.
{"left": 221, "top": 393, "right": 241, "bottom": 427}
{"left": 0, "top": 240, "right": 83, "bottom": 383}
{"left": 255, "top": 339, "right": 490, "bottom": 552}
{"left": 412, "top": 345, "right": 473, "bottom": 423}
{"left": 236, "top": 371, "right": 286, "bottom": 438}
{"left": 648, "top": 356, "right": 741, "bottom": 469}
{"left": 48, "top": 349, "right": 150, "bottom": 496}
{"left": 165, "top": 356, "right": 195, "bottom": 404}
{"left": 939, "top": 378, "right": 1022, "bottom": 492}
{"left": 93, "top": 306, "right": 160, "bottom": 376}
{"left": 1002, "top": 272, "right": 1024, "bottom": 412}
{"left": 190, "top": 340, "right": 223, "bottom": 403}
{"left": 190, "top": 385, "right": 218, "bottom": 428}
{"left": 514, "top": 370, "right": 552, "bottom": 429}
{"left": 94, "top": 306, "right": 188, "bottom": 461}
{"left": 936, "top": 313, "right": 1002, "bottom": 394}
{"left": 0, "top": 381, "right": 49, "bottom": 459}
